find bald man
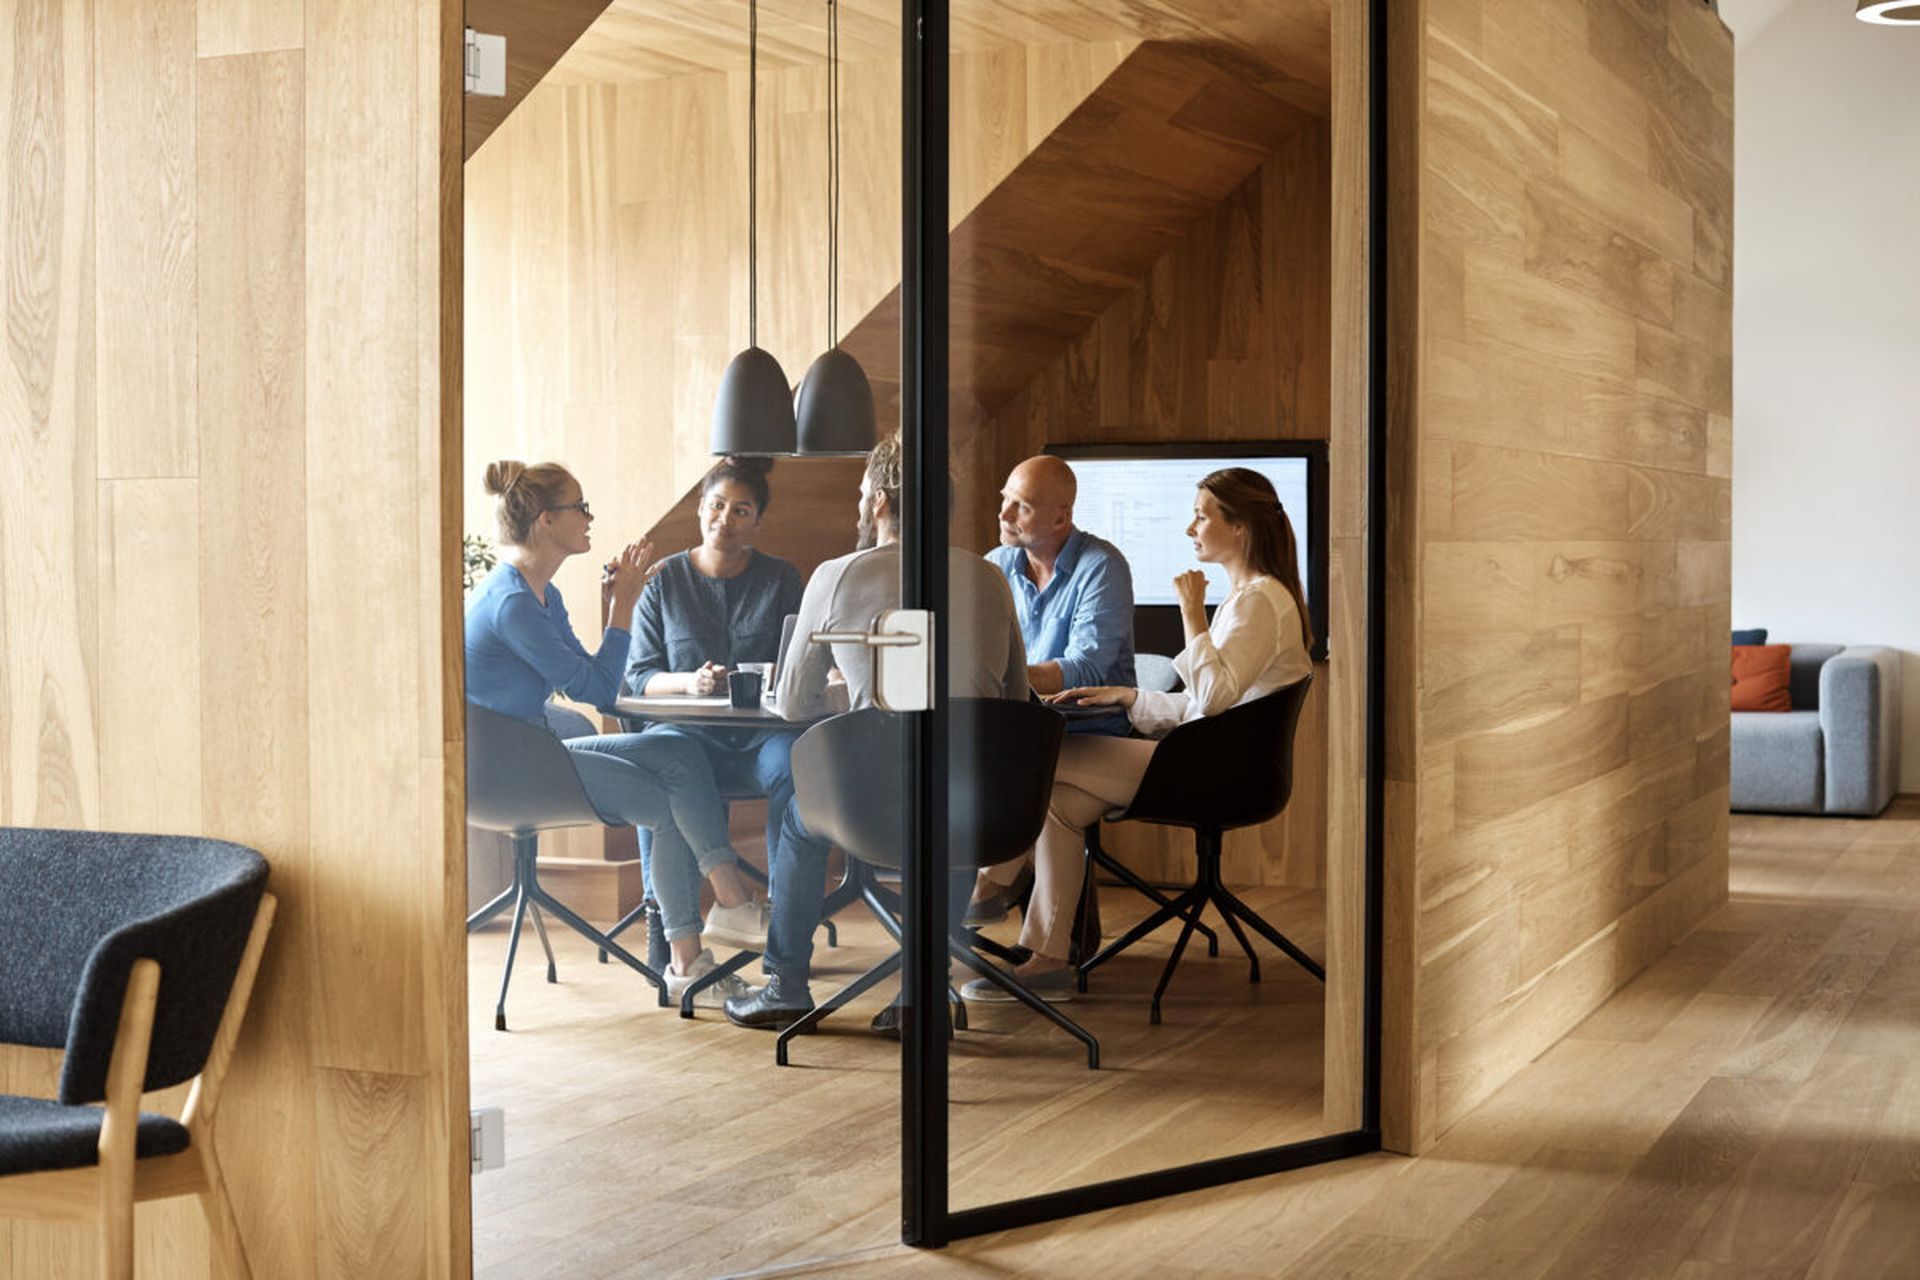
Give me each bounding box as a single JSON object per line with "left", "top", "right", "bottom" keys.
{"left": 986, "top": 455, "right": 1136, "bottom": 715}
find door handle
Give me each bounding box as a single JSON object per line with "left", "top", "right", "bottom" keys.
{"left": 808, "top": 629, "right": 921, "bottom": 647}
{"left": 808, "top": 609, "right": 933, "bottom": 711}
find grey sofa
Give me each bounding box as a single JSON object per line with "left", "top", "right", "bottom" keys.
{"left": 1731, "top": 644, "right": 1902, "bottom": 816}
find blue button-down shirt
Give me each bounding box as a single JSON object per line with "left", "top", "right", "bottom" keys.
{"left": 987, "top": 529, "right": 1136, "bottom": 692}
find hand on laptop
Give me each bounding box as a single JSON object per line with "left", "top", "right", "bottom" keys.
{"left": 1046, "top": 685, "right": 1137, "bottom": 710}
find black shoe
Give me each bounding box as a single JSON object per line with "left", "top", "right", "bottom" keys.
{"left": 871, "top": 1001, "right": 901, "bottom": 1037}
{"left": 869, "top": 999, "right": 955, "bottom": 1040}
{"left": 962, "top": 890, "right": 1014, "bottom": 926}
{"left": 724, "top": 974, "right": 815, "bottom": 1031}
{"left": 644, "top": 901, "right": 670, "bottom": 972}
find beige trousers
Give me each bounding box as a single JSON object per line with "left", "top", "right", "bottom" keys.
{"left": 980, "top": 733, "right": 1159, "bottom": 960}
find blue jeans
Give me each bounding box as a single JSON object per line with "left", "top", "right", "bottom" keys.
{"left": 763, "top": 802, "right": 973, "bottom": 998}
{"left": 566, "top": 733, "right": 735, "bottom": 942}
{"left": 633, "top": 726, "right": 801, "bottom": 940}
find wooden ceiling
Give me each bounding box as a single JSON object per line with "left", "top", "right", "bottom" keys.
{"left": 548, "top": 0, "right": 1330, "bottom": 85}
{"left": 467, "top": 0, "right": 1329, "bottom": 158}
{"left": 838, "top": 39, "right": 1318, "bottom": 431}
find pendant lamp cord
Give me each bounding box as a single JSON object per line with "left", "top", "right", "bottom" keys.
{"left": 827, "top": 0, "right": 841, "bottom": 348}
{"left": 749, "top": 0, "right": 759, "bottom": 348}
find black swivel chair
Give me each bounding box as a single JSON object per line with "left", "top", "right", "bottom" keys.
{"left": 1078, "top": 652, "right": 1218, "bottom": 961}
{"left": 1076, "top": 677, "right": 1323, "bottom": 1024}
{"left": 775, "top": 699, "right": 1101, "bottom": 1069}
{"left": 464, "top": 702, "right": 670, "bottom": 1028}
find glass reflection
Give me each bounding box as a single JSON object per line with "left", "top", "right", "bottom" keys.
{"left": 946, "top": 0, "right": 1343, "bottom": 1209}
{"left": 463, "top": 3, "right": 910, "bottom": 1274}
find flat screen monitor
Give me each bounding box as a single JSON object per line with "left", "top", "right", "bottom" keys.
{"left": 1047, "top": 442, "right": 1329, "bottom": 661}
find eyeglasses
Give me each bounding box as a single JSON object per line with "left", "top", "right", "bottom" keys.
{"left": 547, "top": 501, "right": 592, "bottom": 518}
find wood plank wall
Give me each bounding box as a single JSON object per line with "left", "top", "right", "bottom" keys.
{"left": 956, "top": 123, "right": 1332, "bottom": 890}
{"left": 1389, "top": 0, "right": 1733, "bottom": 1151}
{"left": 463, "top": 40, "right": 1134, "bottom": 663}
{"left": 0, "top": 1, "right": 467, "bottom": 1275}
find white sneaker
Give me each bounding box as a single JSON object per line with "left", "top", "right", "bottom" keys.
{"left": 961, "top": 967, "right": 1074, "bottom": 1004}
{"left": 663, "top": 948, "right": 753, "bottom": 1010}
{"left": 702, "top": 899, "right": 772, "bottom": 951}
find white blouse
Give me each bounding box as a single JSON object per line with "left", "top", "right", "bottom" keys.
{"left": 1127, "top": 576, "right": 1314, "bottom": 739}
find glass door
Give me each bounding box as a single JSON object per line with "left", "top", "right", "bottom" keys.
{"left": 460, "top": 0, "right": 1379, "bottom": 1265}
{"left": 901, "top": 0, "right": 1385, "bottom": 1242}
{"left": 462, "top": 3, "right": 919, "bottom": 1274}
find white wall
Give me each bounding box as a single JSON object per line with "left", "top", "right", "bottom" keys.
{"left": 1733, "top": 0, "right": 1920, "bottom": 791}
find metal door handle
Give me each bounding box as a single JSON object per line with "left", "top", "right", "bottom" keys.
{"left": 809, "top": 630, "right": 921, "bottom": 647}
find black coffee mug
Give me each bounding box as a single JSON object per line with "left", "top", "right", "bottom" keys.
{"left": 727, "top": 668, "right": 763, "bottom": 710}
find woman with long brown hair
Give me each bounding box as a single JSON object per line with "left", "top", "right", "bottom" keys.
{"left": 964, "top": 467, "right": 1314, "bottom": 1000}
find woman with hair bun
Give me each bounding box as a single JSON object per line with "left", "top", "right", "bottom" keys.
{"left": 624, "top": 456, "right": 805, "bottom": 950}
{"left": 963, "top": 467, "right": 1315, "bottom": 1002}
{"left": 465, "top": 460, "right": 767, "bottom": 1008}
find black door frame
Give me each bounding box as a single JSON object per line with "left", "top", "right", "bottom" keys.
{"left": 898, "top": 0, "right": 1389, "bottom": 1246}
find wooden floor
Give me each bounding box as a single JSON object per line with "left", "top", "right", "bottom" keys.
{"left": 468, "top": 881, "right": 1330, "bottom": 1279}
{"left": 471, "top": 800, "right": 1920, "bottom": 1278}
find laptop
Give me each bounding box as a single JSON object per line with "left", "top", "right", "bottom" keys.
{"left": 767, "top": 613, "right": 800, "bottom": 711}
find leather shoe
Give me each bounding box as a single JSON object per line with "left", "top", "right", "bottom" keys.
{"left": 724, "top": 974, "right": 815, "bottom": 1031}
{"left": 869, "top": 999, "right": 955, "bottom": 1039}
{"left": 962, "top": 889, "right": 1013, "bottom": 926}
{"left": 870, "top": 1001, "right": 901, "bottom": 1036}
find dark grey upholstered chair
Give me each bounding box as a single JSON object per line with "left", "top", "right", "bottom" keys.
{"left": 1076, "top": 651, "right": 1221, "bottom": 962}
{"left": 464, "top": 702, "right": 671, "bottom": 1029}
{"left": 1076, "top": 678, "right": 1323, "bottom": 1024}
{"left": 0, "top": 826, "right": 274, "bottom": 1279}
{"left": 776, "top": 699, "right": 1101, "bottom": 1069}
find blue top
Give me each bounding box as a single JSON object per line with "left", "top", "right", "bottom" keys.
{"left": 987, "top": 529, "right": 1136, "bottom": 691}
{"left": 465, "top": 563, "right": 630, "bottom": 725}
{"left": 625, "top": 549, "right": 804, "bottom": 694}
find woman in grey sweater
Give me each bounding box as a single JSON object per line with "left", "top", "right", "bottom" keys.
{"left": 625, "top": 457, "right": 805, "bottom": 975}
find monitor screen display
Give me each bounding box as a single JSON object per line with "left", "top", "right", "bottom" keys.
{"left": 1061, "top": 453, "right": 1315, "bottom": 609}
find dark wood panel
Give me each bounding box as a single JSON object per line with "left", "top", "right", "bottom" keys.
{"left": 840, "top": 40, "right": 1323, "bottom": 464}
{"left": 465, "top": 0, "right": 616, "bottom": 159}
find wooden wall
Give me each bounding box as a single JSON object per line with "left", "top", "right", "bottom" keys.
{"left": 463, "top": 38, "right": 1134, "bottom": 649}
{"left": 959, "top": 123, "right": 1334, "bottom": 889}
{"left": 0, "top": 1, "right": 467, "bottom": 1276}
{"left": 1388, "top": 0, "right": 1733, "bottom": 1150}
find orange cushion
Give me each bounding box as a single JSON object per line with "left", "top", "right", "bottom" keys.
{"left": 1731, "top": 644, "right": 1792, "bottom": 712}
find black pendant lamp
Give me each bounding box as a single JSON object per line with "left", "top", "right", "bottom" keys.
{"left": 712, "top": 0, "right": 795, "bottom": 456}
{"left": 794, "top": 0, "right": 877, "bottom": 456}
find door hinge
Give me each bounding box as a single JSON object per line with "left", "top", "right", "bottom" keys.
{"left": 470, "top": 1106, "right": 505, "bottom": 1174}
{"left": 465, "top": 28, "right": 506, "bottom": 97}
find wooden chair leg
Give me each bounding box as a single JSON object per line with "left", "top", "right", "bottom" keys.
{"left": 99, "top": 958, "right": 161, "bottom": 1280}
{"left": 99, "top": 1188, "right": 135, "bottom": 1280}
{"left": 199, "top": 1140, "right": 254, "bottom": 1280}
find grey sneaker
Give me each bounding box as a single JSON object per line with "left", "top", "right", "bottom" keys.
{"left": 702, "top": 899, "right": 772, "bottom": 951}
{"left": 961, "top": 966, "right": 1074, "bottom": 1004}
{"left": 663, "top": 948, "right": 752, "bottom": 1010}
